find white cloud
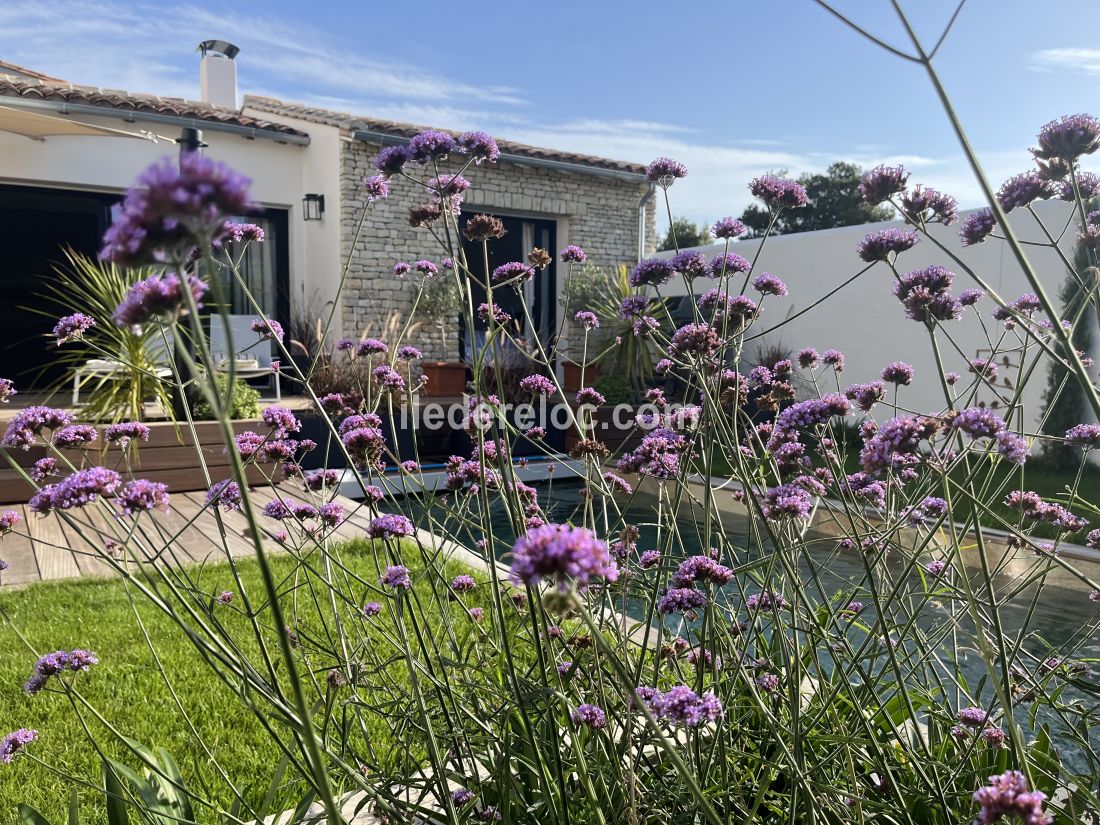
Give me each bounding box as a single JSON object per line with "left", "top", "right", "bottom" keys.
{"left": 0, "top": 1, "right": 526, "bottom": 105}
{"left": 1029, "top": 48, "right": 1100, "bottom": 75}
{"left": 0, "top": 1, "right": 1047, "bottom": 231}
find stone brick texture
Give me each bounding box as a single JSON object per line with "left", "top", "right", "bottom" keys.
{"left": 341, "top": 139, "right": 657, "bottom": 361}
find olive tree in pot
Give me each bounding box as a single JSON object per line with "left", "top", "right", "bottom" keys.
{"left": 413, "top": 272, "right": 467, "bottom": 396}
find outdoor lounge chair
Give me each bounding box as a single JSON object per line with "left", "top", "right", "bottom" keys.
{"left": 71, "top": 337, "right": 173, "bottom": 405}
{"left": 208, "top": 314, "right": 281, "bottom": 401}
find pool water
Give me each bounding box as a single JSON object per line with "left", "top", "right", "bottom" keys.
{"left": 387, "top": 480, "right": 1100, "bottom": 769}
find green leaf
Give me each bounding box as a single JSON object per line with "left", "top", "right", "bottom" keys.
{"left": 67, "top": 790, "right": 80, "bottom": 825}
{"left": 18, "top": 804, "right": 55, "bottom": 825}
{"left": 103, "top": 760, "right": 130, "bottom": 825}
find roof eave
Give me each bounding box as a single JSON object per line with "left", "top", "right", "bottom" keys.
{"left": 0, "top": 94, "right": 311, "bottom": 146}
{"left": 351, "top": 128, "right": 644, "bottom": 183}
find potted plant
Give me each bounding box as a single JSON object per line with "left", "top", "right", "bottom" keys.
{"left": 414, "top": 273, "right": 467, "bottom": 397}
{"left": 560, "top": 263, "right": 664, "bottom": 453}
{"left": 559, "top": 261, "right": 611, "bottom": 392}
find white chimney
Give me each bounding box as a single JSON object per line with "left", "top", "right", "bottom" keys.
{"left": 197, "top": 40, "right": 239, "bottom": 109}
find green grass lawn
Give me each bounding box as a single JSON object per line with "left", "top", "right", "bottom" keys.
{"left": 0, "top": 540, "right": 488, "bottom": 824}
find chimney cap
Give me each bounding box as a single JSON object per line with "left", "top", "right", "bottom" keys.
{"left": 197, "top": 40, "right": 240, "bottom": 60}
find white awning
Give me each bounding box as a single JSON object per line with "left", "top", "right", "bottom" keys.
{"left": 0, "top": 103, "right": 156, "bottom": 141}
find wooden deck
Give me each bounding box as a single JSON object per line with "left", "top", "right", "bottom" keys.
{"left": 0, "top": 485, "right": 375, "bottom": 588}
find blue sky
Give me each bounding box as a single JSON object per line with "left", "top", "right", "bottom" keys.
{"left": 2, "top": 1, "right": 1099, "bottom": 226}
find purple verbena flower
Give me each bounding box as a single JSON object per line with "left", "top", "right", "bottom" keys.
{"left": 710, "top": 252, "right": 750, "bottom": 277}
{"left": 519, "top": 374, "right": 556, "bottom": 396}
{"left": 52, "top": 424, "right": 98, "bottom": 448}
{"left": 972, "top": 771, "right": 1051, "bottom": 825}
{"left": 407, "top": 129, "right": 457, "bottom": 163}
{"left": 712, "top": 216, "right": 746, "bottom": 238}
{"left": 996, "top": 171, "right": 1058, "bottom": 212}
{"left": 797, "top": 348, "right": 819, "bottom": 369}
{"left": 657, "top": 587, "right": 708, "bottom": 614}
{"left": 53, "top": 313, "right": 96, "bottom": 345}
{"left": 29, "top": 468, "right": 121, "bottom": 514}
{"left": 881, "top": 361, "right": 914, "bottom": 385}
{"left": 1066, "top": 423, "right": 1100, "bottom": 449}
{"left": 752, "top": 273, "right": 788, "bottom": 296}
{"left": 750, "top": 175, "right": 808, "bottom": 209}
{"left": 509, "top": 523, "right": 616, "bottom": 588}
{"left": 822, "top": 350, "right": 844, "bottom": 371}
{"left": 1033, "top": 114, "right": 1100, "bottom": 162}
{"left": 380, "top": 564, "right": 411, "bottom": 590}
{"left": 368, "top": 514, "right": 414, "bottom": 539}
{"left": 669, "top": 250, "right": 711, "bottom": 280}
{"left": 104, "top": 422, "right": 151, "bottom": 445}
{"left": 1, "top": 729, "right": 38, "bottom": 764}
{"left": 101, "top": 153, "right": 254, "bottom": 265}
{"left": 960, "top": 208, "right": 996, "bottom": 246}
{"left": 205, "top": 479, "right": 242, "bottom": 511}
{"left": 660, "top": 685, "right": 723, "bottom": 727}
{"left": 560, "top": 245, "right": 587, "bottom": 263}
{"left": 574, "top": 311, "right": 599, "bottom": 329}
{"left": 900, "top": 185, "right": 959, "bottom": 225}
{"left": 113, "top": 273, "right": 208, "bottom": 329}
{"left": 250, "top": 318, "right": 284, "bottom": 343}
{"left": 116, "top": 479, "right": 170, "bottom": 516}
{"left": 362, "top": 175, "right": 389, "bottom": 201}
{"left": 458, "top": 130, "right": 500, "bottom": 163}
{"left": 857, "top": 228, "right": 919, "bottom": 263}
{"left": 570, "top": 703, "right": 607, "bottom": 729}
{"left": 645, "top": 157, "right": 687, "bottom": 186}
{"left": 374, "top": 145, "right": 409, "bottom": 177}
{"left": 858, "top": 165, "right": 908, "bottom": 205}
{"left": 491, "top": 261, "right": 535, "bottom": 284}
{"left": 629, "top": 258, "right": 675, "bottom": 287}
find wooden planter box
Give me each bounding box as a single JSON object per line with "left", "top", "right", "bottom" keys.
{"left": 563, "top": 405, "right": 644, "bottom": 456}
{"left": 0, "top": 420, "right": 268, "bottom": 505}
{"left": 421, "top": 362, "right": 467, "bottom": 397}
{"left": 563, "top": 362, "right": 602, "bottom": 392}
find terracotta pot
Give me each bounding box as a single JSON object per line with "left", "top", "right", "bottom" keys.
{"left": 421, "top": 361, "right": 467, "bottom": 397}
{"left": 563, "top": 362, "right": 602, "bottom": 392}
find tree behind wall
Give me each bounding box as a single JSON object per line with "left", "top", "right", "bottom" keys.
{"left": 739, "top": 162, "right": 893, "bottom": 237}
{"left": 1039, "top": 238, "right": 1096, "bottom": 470}
{"left": 657, "top": 216, "right": 711, "bottom": 251}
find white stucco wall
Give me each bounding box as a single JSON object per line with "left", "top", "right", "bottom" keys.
{"left": 655, "top": 200, "right": 1092, "bottom": 434}
{"left": 0, "top": 112, "right": 336, "bottom": 326}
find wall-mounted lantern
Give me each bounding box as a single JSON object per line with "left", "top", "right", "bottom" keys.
{"left": 302, "top": 193, "right": 325, "bottom": 222}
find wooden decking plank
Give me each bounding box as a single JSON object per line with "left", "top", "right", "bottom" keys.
{"left": 255, "top": 486, "right": 372, "bottom": 544}
{"left": 56, "top": 510, "right": 116, "bottom": 579}
{"left": 28, "top": 506, "right": 81, "bottom": 580}
{"left": 0, "top": 506, "right": 41, "bottom": 585}
{"left": 179, "top": 492, "right": 265, "bottom": 559}
{"left": 149, "top": 498, "right": 227, "bottom": 566}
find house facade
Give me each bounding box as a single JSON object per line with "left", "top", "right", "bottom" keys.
{"left": 0, "top": 50, "right": 656, "bottom": 392}
{"left": 243, "top": 96, "right": 657, "bottom": 363}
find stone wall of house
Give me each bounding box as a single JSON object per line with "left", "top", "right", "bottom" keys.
{"left": 339, "top": 138, "right": 657, "bottom": 362}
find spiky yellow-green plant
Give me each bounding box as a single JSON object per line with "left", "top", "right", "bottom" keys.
{"left": 30, "top": 248, "right": 178, "bottom": 423}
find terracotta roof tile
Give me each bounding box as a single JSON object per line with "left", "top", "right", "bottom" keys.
{"left": 244, "top": 95, "right": 646, "bottom": 176}
{"left": 0, "top": 73, "right": 308, "bottom": 139}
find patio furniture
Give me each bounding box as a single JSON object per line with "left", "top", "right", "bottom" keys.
{"left": 209, "top": 314, "right": 282, "bottom": 401}
{"left": 71, "top": 336, "right": 174, "bottom": 405}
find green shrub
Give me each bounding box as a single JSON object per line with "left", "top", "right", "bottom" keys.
{"left": 189, "top": 373, "right": 261, "bottom": 420}
{"left": 592, "top": 372, "right": 635, "bottom": 406}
